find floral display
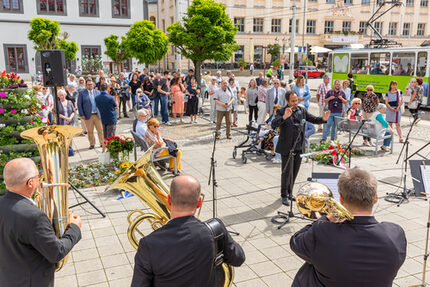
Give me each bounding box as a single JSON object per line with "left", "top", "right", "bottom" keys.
{"left": 309, "top": 140, "right": 364, "bottom": 166}
{"left": 105, "top": 135, "right": 134, "bottom": 161}
{"left": 0, "top": 70, "right": 28, "bottom": 89}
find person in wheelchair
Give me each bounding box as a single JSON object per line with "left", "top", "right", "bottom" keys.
{"left": 136, "top": 88, "right": 151, "bottom": 110}
{"left": 145, "top": 118, "right": 182, "bottom": 175}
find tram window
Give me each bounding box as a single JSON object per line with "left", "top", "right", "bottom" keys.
{"left": 417, "top": 52, "right": 427, "bottom": 77}
{"left": 350, "top": 53, "right": 368, "bottom": 74}
{"left": 370, "top": 53, "right": 390, "bottom": 75}
{"left": 392, "top": 52, "right": 415, "bottom": 76}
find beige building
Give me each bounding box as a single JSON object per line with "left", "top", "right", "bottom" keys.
{"left": 149, "top": 0, "right": 430, "bottom": 71}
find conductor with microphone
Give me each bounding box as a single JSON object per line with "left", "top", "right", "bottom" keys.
{"left": 273, "top": 91, "right": 330, "bottom": 206}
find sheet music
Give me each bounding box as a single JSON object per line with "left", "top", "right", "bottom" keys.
{"left": 420, "top": 165, "right": 430, "bottom": 197}
{"left": 315, "top": 178, "right": 340, "bottom": 202}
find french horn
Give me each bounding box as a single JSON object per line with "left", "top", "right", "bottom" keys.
{"left": 107, "top": 147, "right": 234, "bottom": 287}
{"left": 296, "top": 181, "right": 354, "bottom": 221}
{"left": 21, "top": 125, "right": 83, "bottom": 271}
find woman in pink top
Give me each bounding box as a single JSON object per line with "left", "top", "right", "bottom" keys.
{"left": 170, "top": 76, "right": 185, "bottom": 123}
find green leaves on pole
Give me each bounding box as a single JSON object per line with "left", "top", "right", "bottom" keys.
{"left": 28, "top": 17, "right": 78, "bottom": 61}
{"left": 104, "top": 35, "right": 130, "bottom": 72}
{"left": 267, "top": 44, "right": 281, "bottom": 61}
{"left": 123, "top": 20, "right": 169, "bottom": 65}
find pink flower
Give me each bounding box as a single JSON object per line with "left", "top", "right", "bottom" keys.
{"left": 10, "top": 109, "right": 17, "bottom": 114}
{"left": 30, "top": 121, "right": 34, "bottom": 124}
{"left": 0, "top": 92, "right": 6, "bottom": 98}
{"left": 0, "top": 108, "right": 4, "bottom": 114}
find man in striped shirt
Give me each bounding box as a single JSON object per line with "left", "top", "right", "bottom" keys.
{"left": 316, "top": 75, "right": 331, "bottom": 132}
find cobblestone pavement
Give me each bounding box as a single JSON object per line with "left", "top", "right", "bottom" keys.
{"left": 58, "top": 84, "right": 430, "bottom": 286}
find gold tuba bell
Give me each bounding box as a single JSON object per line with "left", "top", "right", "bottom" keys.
{"left": 106, "top": 147, "right": 234, "bottom": 287}
{"left": 296, "top": 181, "right": 354, "bottom": 221}
{"left": 21, "top": 125, "right": 83, "bottom": 271}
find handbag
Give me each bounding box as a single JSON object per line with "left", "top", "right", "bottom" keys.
{"left": 163, "top": 139, "right": 178, "bottom": 157}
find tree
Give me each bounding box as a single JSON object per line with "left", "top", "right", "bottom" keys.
{"left": 28, "top": 17, "right": 78, "bottom": 61}
{"left": 123, "top": 21, "right": 169, "bottom": 67}
{"left": 267, "top": 44, "right": 281, "bottom": 62}
{"left": 104, "top": 35, "right": 130, "bottom": 73}
{"left": 167, "top": 0, "right": 238, "bottom": 84}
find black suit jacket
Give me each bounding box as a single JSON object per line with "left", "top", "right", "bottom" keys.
{"left": 290, "top": 216, "right": 406, "bottom": 287}
{"left": 131, "top": 216, "right": 245, "bottom": 287}
{"left": 272, "top": 105, "right": 325, "bottom": 155}
{"left": 0, "top": 191, "right": 81, "bottom": 287}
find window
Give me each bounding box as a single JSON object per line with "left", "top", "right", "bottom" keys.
{"left": 306, "top": 20, "right": 316, "bottom": 34}
{"left": 4, "top": 45, "right": 28, "bottom": 73}
{"left": 421, "top": 0, "right": 428, "bottom": 6}
{"left": 82, "top": 45, "right": 101, "bottom": 58}
{"left": 359, "top": 21, "right": 367, "bottom": 34}
{"left": 351, "top": 53, "right": 369, "bottom": 74}
{"left": 362, "top": 0, "right": 370, "bottom": 4}
{"left": 417, "top": 23, "right": 426, "bottom": 36}
{"left": 406, "top": 0, "right": 414, "bottom": 6}
{"left": 417, "top": 52, "right": 427, "bottom": 77}
{"left": 253, "top": 18, "right": 264, "bottom": 33}
{"left": 234, "top": 46, "right": 244, "bottom": 62}
{"left": 309, "top": 0, "right": 317, "bottom": 2}
{"left": 342, "top": 21, "right": 351, "bottom": 33}
{"left": 403, "top": 23, "right": 411, "bottom": 36}
{"left": 79, "top": 0, "right": 98, "bottom": 17}
{"left": 170, "top": 17, "right": 174, "bottom": 25}
{"left": 344, "top": 0, "right": 352, "bottom": 4}
{"left": 271, "top": 19, "right": 281, "bottom": 33}
{"left": 392, "top": 52, "right": 415, "bottom": 76}
{"left": 1, "top": 0, "right": 23, "bottom": 13}
{"left": 150, "top": 16, "right": 156, "bottom": 25}
{"left": 388, "top": 22, "right": 397, "bottom": 36}
{"left": 289, "top": 18, "right": 299, "bottom": 33}
{"left": 254, "top": 46, "right": 263, "bottom": 63}
{"left": 370, "top": 53, "right": 390, "bottom": 75}
{"left": 324, "top": 21, "right": 334, "bottom": 34}
{"left": 326, "top": 0, "right": 335, "bottom": 3}
{"left": 37, "top": 0, "right": 66, "bottom": 15}
{"left": 112, "top": 0, "right": 129, "bottom": 18}
{"left": 234, "top": 17, "right": 245, "bottom": 32}
{"left": 374, "top": 22, "right": 383, "bottom": 35}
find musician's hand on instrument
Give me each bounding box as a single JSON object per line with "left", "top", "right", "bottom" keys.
{"left": 70, "top": 212, "right": 82, "bottom": 228}
{"left": 327, "top": 213, "right": 345, "bottom": 223}
{"left": 323, "top": 110, "right": 331, "bottom": 121}
{"left": 283, "top": 107, "right": 293, "bottom": 119}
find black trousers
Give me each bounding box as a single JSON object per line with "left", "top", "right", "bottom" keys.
{"left": 118, "top": 95, "right": 129, "bottom": 117}
{"left": 248, "top": 105, "right": 258, "bottom": 122}
{"left": 281, "top": 152, "right": 302, "bottom": 198}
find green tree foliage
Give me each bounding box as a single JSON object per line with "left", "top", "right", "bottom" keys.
{"left": 167, "top": 0, "right": 238, "bottom": 83}
{"left": 123, "top": 21, "right": 168, "bottom": 66}
{"left": 104, "top": 35, "right": 130, "bottom": 73}
{"left": 267, "top": 44, "right": 281, "bottom": 61}
{"left": 28, "top": 18, "right": 78, "bottom": 61}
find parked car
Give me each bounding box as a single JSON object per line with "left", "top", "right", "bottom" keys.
{"left": 294, "top": 66, "right": 325, "bottom": 78}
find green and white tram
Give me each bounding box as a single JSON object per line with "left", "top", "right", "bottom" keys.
{"left": 327, "top": 46, "right": 429, "bottom": 106}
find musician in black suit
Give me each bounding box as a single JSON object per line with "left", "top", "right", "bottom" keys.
{"left": 272, "top": 91, "right": 330, "bottom": 206}
{"left": 131, "top": 174, "right": 245, "bottom": 287}
{"left": 290, "top": 167, "right": 407, "bottom": 287}
{"left": 0, "top": 158, "right": 82, "bottom": 287}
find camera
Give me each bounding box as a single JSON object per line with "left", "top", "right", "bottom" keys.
{"left": 333, "top": 101, "right": 338, "bottom": 108}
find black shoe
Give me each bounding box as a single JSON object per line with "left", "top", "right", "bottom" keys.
{"left": 100, "top": 145, "right": 103, "bottom": 148}
{"left": 89, "top": 145, "right": 95, "bottom": 150}
{"left": 288, "top": 195, "right": 296, "bottom": 202}
{"left": 282, "top": 197, "right": 290, "bottom": 206}
{"left": 124, "top": 115, "right": 129, "bottom": 118}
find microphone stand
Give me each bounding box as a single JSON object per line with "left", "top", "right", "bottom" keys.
{"left": 342, "top": 119, "right": 366, "bottom": 168}
{"left": 208, "top": 131, "right": 239, "bottom": 235}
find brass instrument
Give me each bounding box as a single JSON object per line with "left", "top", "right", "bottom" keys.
{"left": 296, "top": 181, "right": 354, "bottom": 221}
{"left": 107, "top": 147, "right": 234, "bottom": 287}
{"left": 21, "top": 125, "right": 82, "bottom": 271}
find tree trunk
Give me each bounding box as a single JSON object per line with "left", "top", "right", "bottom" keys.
{"left": 193, "top": 60, "right": 202, "bottom": 87}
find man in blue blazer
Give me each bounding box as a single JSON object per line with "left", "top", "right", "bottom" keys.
{"left": 77, "top": 79, "right": 104, "bottom": 149}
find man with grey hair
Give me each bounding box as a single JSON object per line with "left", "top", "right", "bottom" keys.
{"left": 131, "top": 175, "right": 245, "bottom": 287}
{"left": 214, "top": 80, "right": 234, "bottom": 139}
{"left": 0, "top": 158, "right": 82, "bottom": 287}
{"left": 290, "top": 167, "right": 406, "bottom": 287}
{"left": 135, "top": 109, "right": 150, "bottom": 139}
{"left": 266, "top": 78, "right": 286, "bottom": 117}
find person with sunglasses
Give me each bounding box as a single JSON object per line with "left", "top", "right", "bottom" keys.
{"left": 0, "top": 158, "right": 82, "bottom": 287}
{"left": 362, "top": 85, "right": 379, "bottom": 146}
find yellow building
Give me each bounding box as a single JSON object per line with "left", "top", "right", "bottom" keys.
{"left": 149, "top": 0, "right": 430, "bottom": 71}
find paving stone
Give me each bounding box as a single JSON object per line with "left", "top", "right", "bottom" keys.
{"left": 261, "top": 272, "right": 293, "bottom": 287}
{"left": 75, "top": 258, "right": 104, "bottom": 274}
{"left": 249, "top": 261, "right": 283, "bottom": 277}
{"left": 54, "top": 274, "right": 78, "bottom": 287}
{"left": 76, "top": 270, "right": 107, "bottom": 286}
{"left": 105, "top": 264, "right": 133, "bottom": 281}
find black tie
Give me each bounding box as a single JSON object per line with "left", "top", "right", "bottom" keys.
{"left": 274, "top": 89, "right": 278, "bottom": 104}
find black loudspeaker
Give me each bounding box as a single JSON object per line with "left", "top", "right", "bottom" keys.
{"left": 40, "top": 50, "right": 67, "bottom": 87}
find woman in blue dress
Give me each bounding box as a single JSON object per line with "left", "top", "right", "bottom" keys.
{"left": 385, "top": 80, "right": 404, "bottom": 143}
{"left": 185, "top": 77, "right": 200, "bottom": 123}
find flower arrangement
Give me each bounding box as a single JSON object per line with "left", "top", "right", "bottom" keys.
{"left": 105, "top": 135, "right": 134, "bottom": 161}
{"left": 309, "top": 140, "right": 364, "bottom": 166}
{"left": 0, "top": 70, "right": 28, "bottom": 89}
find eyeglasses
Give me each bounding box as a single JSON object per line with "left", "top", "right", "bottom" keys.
{"left": 367, "top": 90, "right": 373, "bottom": 92}
{"left": 26, "top": 174, "right": 40, "bottom": 185}
{"left": 154, "top": 126, "right": 159, "bottom": 128}
{"left": 354, "top": 103, "right": 360, "bottom": 105}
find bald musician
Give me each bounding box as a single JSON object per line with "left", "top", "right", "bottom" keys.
{"left": 131, "top": 174, "right": 245, "bottom": 287}
{"left": 0, "top": 158, "right": 82, "bottom": 287}
{"left": 290, "top": 167, "right": 406, "bottom": 287}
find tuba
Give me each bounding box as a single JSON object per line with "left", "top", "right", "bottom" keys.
{"left": 296, "top": 181, "right": 354, "bottom": 221}
{"left": 107, "top": 147, "right": 234, "bottom": 287}
{"left": 21, "top": 125, "right": 83, "bottom": 271}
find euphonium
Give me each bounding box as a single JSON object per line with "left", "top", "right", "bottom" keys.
{"left": 21, "top": 125, "right": 82, "bottom": 271}
{"left": 296, "top": 181, "right": 354, "bottom": 221}
{"left": 107, "top": 147, "right": 234, "bottom": 287}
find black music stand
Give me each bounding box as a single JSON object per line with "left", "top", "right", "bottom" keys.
{"left": 69, "top": 181, "right": 106, "bottom": 217}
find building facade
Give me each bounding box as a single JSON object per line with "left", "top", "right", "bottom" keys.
{"left": 0, "top": 0, "right": 150, "bottom": 80}
{"left": 150, "top": 0, "right": 430, "bottom": 71}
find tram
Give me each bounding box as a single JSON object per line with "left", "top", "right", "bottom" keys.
{"left": 327, "top": 46, "right": 429, "bottom": 106}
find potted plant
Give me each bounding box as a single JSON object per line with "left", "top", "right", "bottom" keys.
{"left": 272, "top": 59, "right": 281, "bottom": 69}
{"left": 238, "top": 58, "right": 246, "bottom": 71}
{"left": 105, "top": 135, "right": 135, "bottom": 163}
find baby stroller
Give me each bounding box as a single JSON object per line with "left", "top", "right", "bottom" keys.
{"left": 232, "top": 121, "right": 271, "bottom": 164}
